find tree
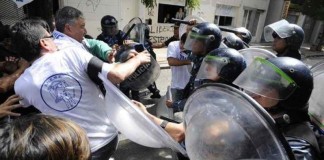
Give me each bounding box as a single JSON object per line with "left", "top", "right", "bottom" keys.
{"left": 301, "top": 0, "right": 324, "bottom": 51}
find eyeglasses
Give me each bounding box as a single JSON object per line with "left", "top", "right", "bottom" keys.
{"left": 272, "top": 32, "right": 280, "bottom": 39}
{"left": 43, "top": 34, "right": 54, "bottom": 40}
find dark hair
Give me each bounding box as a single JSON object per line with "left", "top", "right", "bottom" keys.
{"left": 55, "top": 6, "right": 84, "bottom": 33}
{"left": 180, "top": 33, "right": 187, "bottom": 43}
{"left": 0, "top": 114, "right": 90, "bottom": 160}
{"left": 23, "top": 17, "right": 51, "bottom": 33}
{"left": 10, "top": 20, "right": 47, "bottom": 62}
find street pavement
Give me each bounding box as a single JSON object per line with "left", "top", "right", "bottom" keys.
{"left": 110, "top": 43, "right": 324, "bottom": 160}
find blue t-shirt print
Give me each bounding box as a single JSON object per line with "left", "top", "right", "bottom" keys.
{"left": 41, "top": 73, "right": 82, "bottom": 112}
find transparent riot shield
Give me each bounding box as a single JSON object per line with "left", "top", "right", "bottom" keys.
{"left": 239, "top": 48, "right": 276, "bottom": 66}
{"left": 183, "top": 83, "right": 295, "bottom": 160}
{"left": 99, "top": 74, "right": 187, "bottom": 156}
{"left": 122, "top": 17, "right": 144, "bottom": 44}
{"left": 309, "top": 61, "right": 324, "bottom": 131}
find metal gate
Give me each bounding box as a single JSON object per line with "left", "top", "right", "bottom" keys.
{"left": 0, "top": 0, "right": 26, "bottom": 26}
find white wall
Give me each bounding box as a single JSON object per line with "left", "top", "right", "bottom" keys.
{"left": 61, "top": 0, "right": 140, "bottom": 38}
{"left": 59, "top": 0, "right": 269, "bottom": 43}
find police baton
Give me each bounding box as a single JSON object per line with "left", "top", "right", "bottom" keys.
{"left": 118, "top": 23, "right": 136, "bottom": 45}
{"left": 219, "top": 26, "right": 247, "bottom": 36}
{"left": 171, "top": 18, "right": 194, "bottom": 25}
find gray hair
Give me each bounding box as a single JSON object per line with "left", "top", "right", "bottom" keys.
{"left": 55, "top": 6, "right": 84, "bottom": 32}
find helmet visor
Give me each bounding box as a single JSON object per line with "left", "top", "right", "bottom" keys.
{"left": 196, "top": 55, "right": 230, "bottom": 81}
{"left": 184, "top": 31, "right": 213, "bottom": 54}
{"left": 233, "top": 57, "right": 298, "bottom": 100}
{"left": 264, "top": 19, "right": 290, "bottom": 42}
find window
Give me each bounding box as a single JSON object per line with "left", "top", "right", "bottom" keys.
{"left": 242, "top": 9, "right": 263, "bottom": 36}
{"left": 214, "top": 16, "right": 232, "bottom": 26}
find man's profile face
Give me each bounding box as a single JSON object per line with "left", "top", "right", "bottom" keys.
{"left": 174, "top": 27, "right": 180, "bottom": 39}
{"left": 192, "top": 40, "right": 205, "bottom": 55}
{"left": 66, "top": 17, "right": 86, "bottom": 42}
{"left": 205, "top": 63, "right": 219, "bottom": 81}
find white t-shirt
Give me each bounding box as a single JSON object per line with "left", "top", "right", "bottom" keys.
{"left": 167, "top": 41, "right": 191, "bottom": 89}
{"left": 14, "top": 46, "right": 117, "bottom": 152}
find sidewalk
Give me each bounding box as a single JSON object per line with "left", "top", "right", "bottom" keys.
{"left": 154, "top": 43, "right": 324, "bottom": 69}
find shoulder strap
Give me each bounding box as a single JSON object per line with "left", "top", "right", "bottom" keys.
{"left": 284, "top": 122, "right": 321, "bottom": 155}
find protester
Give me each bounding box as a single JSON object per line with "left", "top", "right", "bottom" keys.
{"left": 0, "top": 114, "right": 91, "bottom": 160}
{"left": 11, "top": 19, "right": 150, "bottom": 160}
{"left": 167, "top": 33, "right": 191, "bottom": 102}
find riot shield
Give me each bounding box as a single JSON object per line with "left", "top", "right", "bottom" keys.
{"left": 119, "top": 52, "right": 160, "bottom": 91}
{"left": 179, "top": 15, "right": 205, "bottom": 37}
{"left": 309, "top": 61, "right": 324, "bottom": 131}
{"left": 99, "top": 74, "right": 187, "bottom": 155}
{"left": 239, "top": 48, "right": 276, "bottom": 66}
{"left": 156, "top": 86, "right": 174, "bottom": 120}
{"left": 183, "top": 83, "right": 294, "bottom": 160}
{"left": 122, "top": 17, "right": 145, "bottom": 44}
{"left": 119, "top": 18, "right": 161, "bottom": 91}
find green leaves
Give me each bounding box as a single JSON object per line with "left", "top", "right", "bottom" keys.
{"left": 187, "top": 0, "right": 200, "bottom": 9}
{"left": 141, "top": 0, "right": 157, "bottom": 9}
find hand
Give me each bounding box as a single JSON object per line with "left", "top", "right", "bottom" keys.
{"left": 0, "top": 75, "right": 16, "bottom": 93}
{"left": 5, "top": 56, "right": 19, "bottom": 63}
{"left": 135, "top": 50, "right": 151, "bottom": 65}
{"left": 188, "top": 19, "right": 197, "bottom": 25}
{"left": 166, "top": 99, "right": 173, "bottom": 108}
{"left": 107, "top": 49, "right": 116, "bottom": 63}
{"left": 17, "top": 58, "right": 29, "bottom": 68}
{"left": 0, "top": 94, "right": 23, "bottom": 118}
{"left": 132, "top": 100, "right": 149, "bottom": 115}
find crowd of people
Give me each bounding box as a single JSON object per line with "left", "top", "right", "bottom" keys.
{"left": 0, "top": 5, "right": 323, "bottom": 160}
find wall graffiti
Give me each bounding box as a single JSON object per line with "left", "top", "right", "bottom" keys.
{"left": 68, "top": 0, "right": 102, "bottom": 12}
{"left": 147, "top": 25, "right": 174, "bottom": 43}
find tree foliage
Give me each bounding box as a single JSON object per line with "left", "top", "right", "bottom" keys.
{"left": 141, "top": 0, "right": 157, "bottom": 9}
{"left": 187, "top": 0, "right": 200, "bottom": 9}
{"left": 301, "top": 0, "right": 324, "bottom": 20}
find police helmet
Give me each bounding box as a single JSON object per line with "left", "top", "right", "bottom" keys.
{"left": 264, "top": 20, "right": 304, "bottom": 50}
{"left": 223, "top": 33, "right": 245, "bottom": 50}
{"left": 284, "top": 24, "right": 304, "bottom": 50}
{"left": 235, "top": 27, "right": 252, "bottom": 44}
{"left": 101, "top": 15, "right": 118, "bottom": 36}
{"left": 234, "top": 57, "right": 313, "bottom": 111}
{"left": 184, "top": 22, "right": 222, "bottom": 55}
{"left": 197, "top": 48, "right": 246, "bottom": 84}
{"left": 267, "top": 57, "right": 313, "bottom": 110}
{"left": 101, "top": 15, "right": 118, "bottom": 28}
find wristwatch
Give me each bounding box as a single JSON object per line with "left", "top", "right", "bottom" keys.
{"left": 160, "top": 120, "right": 169, "bottom": 129}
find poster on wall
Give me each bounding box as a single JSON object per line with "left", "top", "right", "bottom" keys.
{"left": 158, "top": 3, "right": 185, "bottom": 23}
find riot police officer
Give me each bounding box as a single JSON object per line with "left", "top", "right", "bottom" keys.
{"left": 97, "top": 15, "right": 127, "bottom": 47}
{"left": 222, "top": 33, "right": 245, "bottom": 50}
{"left": 264, "top": 19, "right": 304, "bottom": 60}
{"left": 234, "top": 27, "right": 252, "bottom": 46}
{"left": 183, "top": 22, "right": 222, "bottom": 95}
{"left": 134, "top": 47, "right": 247, "bottom": 141}
{"left": 234, "top": 57, "right": 322, "bottom": 159}
{"left": 166, "top": 22, "right": 222, "bottom": 111}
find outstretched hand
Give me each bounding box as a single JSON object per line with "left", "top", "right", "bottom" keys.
{"left": 135, "top": 50, "right": 151, "bottom": 65}
{"left": 0, "top": 94, "right": 23, "bottom": 118}
{"left": 132, "top": 100, "right": 149, "bottom": 114}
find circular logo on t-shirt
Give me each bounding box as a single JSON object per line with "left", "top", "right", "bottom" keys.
{"left": 41, "top": 73, "right": 82, "bottom": 112}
